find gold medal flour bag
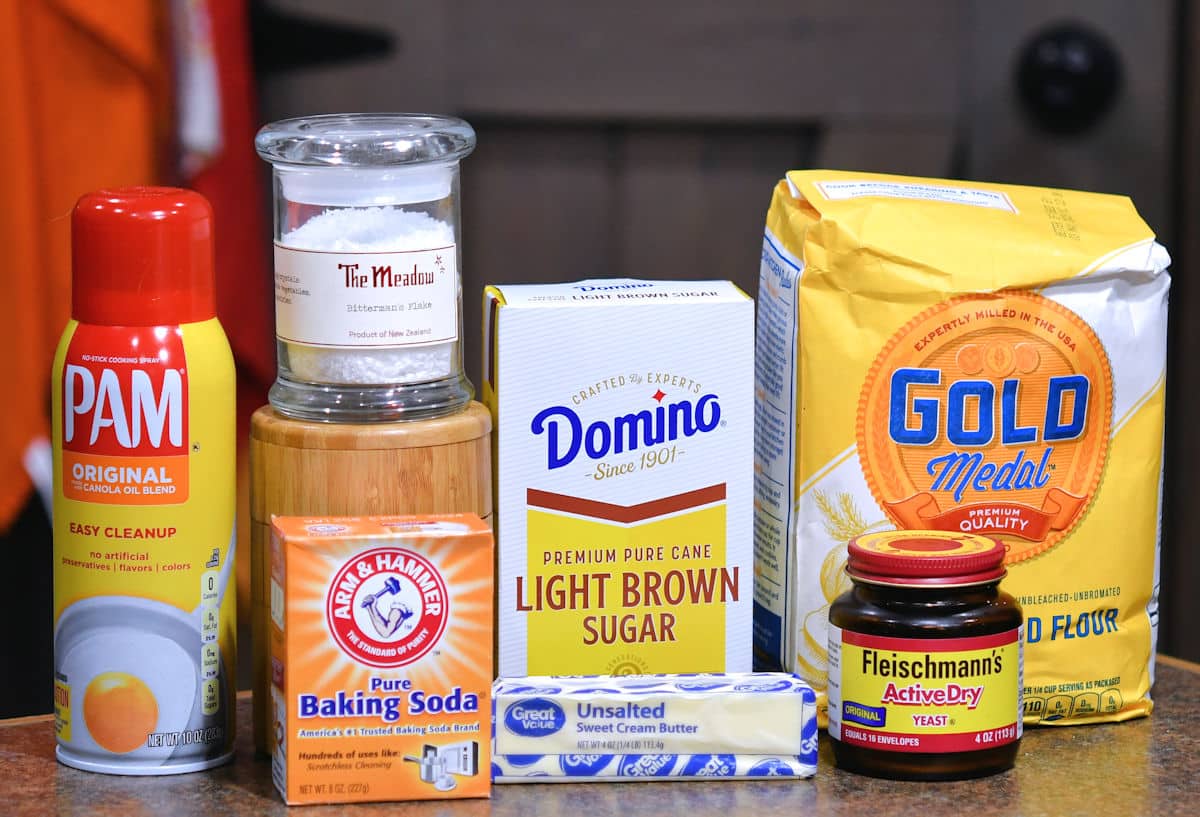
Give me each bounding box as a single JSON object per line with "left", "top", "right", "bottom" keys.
{"left": 753, "top": 170, "right": 1170, "bottom": 725}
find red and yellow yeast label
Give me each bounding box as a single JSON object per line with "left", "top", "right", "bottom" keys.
{"left": 828, "top": 627, "right": 1022, "bottom": 753}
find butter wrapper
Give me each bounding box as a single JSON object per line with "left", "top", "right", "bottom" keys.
{"left": 491, "top": 673, "right": 817, "bottom": 782}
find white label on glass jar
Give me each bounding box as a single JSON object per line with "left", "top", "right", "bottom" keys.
{"left": 273, "top": 244, "right": 458, "bottom": 348}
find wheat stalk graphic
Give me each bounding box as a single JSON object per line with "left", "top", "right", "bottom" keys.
{"left": 814, "top": 490, "right": 884, "bottom": 543}
{"left": 797, "top": 490, "right": 890, "bottom": 687}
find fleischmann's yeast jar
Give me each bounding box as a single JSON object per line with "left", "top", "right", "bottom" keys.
{"left": 827, "top": 530, "right": 1022, "bottom": 780}
{"left": 52, "top": 188, "right": 236, "bottom": 774}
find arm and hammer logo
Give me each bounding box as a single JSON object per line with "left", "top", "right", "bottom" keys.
{"left": 326, "top": 547, "right": 449, "bottom": 668}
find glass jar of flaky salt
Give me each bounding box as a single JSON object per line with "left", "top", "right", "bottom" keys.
{"left": 255, "top": 113, "right": 476, "bottom": 421}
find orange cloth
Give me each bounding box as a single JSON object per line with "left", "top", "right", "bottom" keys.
{"left": 0, "top": 0, "right": 170, "bottom": 530}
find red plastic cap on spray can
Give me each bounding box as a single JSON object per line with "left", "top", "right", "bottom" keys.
{"left": 71, "top": 187, "right": 217, "bottom": 325}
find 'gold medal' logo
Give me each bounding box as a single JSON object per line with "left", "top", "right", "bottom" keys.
{"left": 857, "top": 292, "right": 1112, "bottom": 563}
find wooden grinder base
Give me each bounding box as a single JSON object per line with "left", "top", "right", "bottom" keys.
{"left": 249, "top": 401, "right": 492, "bottom": 755}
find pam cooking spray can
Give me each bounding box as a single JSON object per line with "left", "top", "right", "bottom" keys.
{"left": 52, "top": 188, "right": 236, "bottom": 774}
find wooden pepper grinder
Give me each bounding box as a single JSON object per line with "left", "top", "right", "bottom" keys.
{"left": 251, "top": 114, "right": 488, "bottom": 754}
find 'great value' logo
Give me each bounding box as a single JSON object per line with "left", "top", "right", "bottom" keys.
{"left": 503, "top": 698, "right": 565, "bottom": 737}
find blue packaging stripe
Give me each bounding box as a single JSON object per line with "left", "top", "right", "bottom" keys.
{"left": 492, "top": 752, "right": 815, "bottom": 782}
{"left": 753, "top": 601, "right": 784, "bottom": 664}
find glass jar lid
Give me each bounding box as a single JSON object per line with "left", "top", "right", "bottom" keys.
{"left": 846, "top": 530, "right": 1007, "bottom": 587}
{"left": 255, "top": 113, "right": 476, "bottom": 207}
{"left": 255, "top": 113, "right": 476, "bottom": 168}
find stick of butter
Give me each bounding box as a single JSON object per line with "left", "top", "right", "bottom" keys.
{"left": 491, "top": 673, "right": 817, "bottom": 782}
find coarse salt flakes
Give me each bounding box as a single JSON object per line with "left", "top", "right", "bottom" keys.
{"left": 283, "top": 207, "right": 454, "bottom": 254}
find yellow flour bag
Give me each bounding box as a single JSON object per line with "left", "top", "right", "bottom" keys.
{"left": 753, "top": 170, "right": 1170, "bottom": 725}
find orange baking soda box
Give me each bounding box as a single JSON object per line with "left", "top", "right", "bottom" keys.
{"left": 269, "top": 515, "right": 493, "bottom": 804}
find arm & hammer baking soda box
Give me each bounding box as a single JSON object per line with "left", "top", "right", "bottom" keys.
{"left": 484, "top": 279, "right": 754, "bottom": 676}
{"left": 269, "top": 514, "right": 493, "bottom": 805}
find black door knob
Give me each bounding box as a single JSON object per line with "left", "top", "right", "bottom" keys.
{"left": 1015, "top": 22, "right": 1123, "bottom": 136}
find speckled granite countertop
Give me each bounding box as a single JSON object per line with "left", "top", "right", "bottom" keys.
{"left": 3, "top": 657, "right": 1196, "bottom": 817}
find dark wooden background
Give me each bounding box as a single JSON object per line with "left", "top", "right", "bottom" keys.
{"left": 258, "top": 1, "right": 1193, "bottom": 660}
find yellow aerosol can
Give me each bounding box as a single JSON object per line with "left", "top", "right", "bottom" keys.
{"left": 52, "top": 188, "right": 236, "bottom": 774}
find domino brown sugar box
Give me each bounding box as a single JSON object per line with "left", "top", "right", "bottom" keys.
{"left": 485, "top": 280, "right": 754, "bottom": 677}
{"left": 827, "top": 530, "right": 1022, "bottom": 781}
